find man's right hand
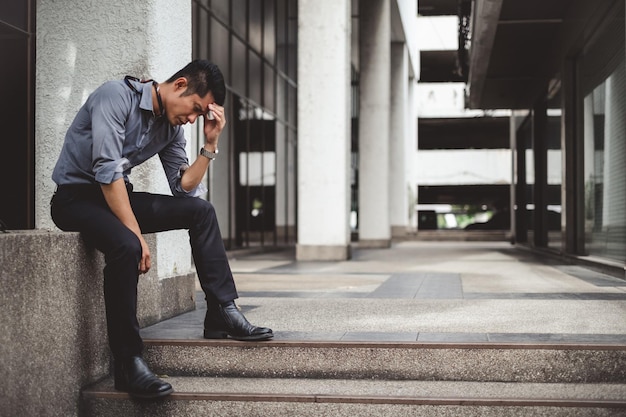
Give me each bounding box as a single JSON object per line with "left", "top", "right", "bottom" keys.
{"left": 101, "top": 178, "right": 150, "bottom": 274}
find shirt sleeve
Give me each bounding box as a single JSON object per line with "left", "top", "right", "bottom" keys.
{"left": 89, "top": 82, "right": 133, "bottom": 185}
{"left": 158, "top": 128, "right": 207, "bottom": 197}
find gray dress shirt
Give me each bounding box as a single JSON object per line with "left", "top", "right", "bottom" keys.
{"left": 52, "top": 78, "right": 204, "bottom": 197}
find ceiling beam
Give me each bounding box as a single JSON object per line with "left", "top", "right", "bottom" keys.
{"left": 467, "top": 0, "right": 503, "bottom": 109}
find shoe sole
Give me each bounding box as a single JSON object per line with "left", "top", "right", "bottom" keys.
{"left": 114, "top": 385, "right": 174, "bottom": 400}
{"left": 128, "top": 387, "right": 174, "bottom": 400}
{"left": 203, "top": 330, "right": 274, "bottom": 341}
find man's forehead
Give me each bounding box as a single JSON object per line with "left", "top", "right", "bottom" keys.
{"left": 196, "top": 92, "right": 215, "bottom": 106}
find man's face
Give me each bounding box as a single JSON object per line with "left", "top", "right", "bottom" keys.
{"left": 166, "top": 82, "right": 215, "bottom": 126}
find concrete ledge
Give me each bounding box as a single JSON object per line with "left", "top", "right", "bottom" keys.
{"left": 296, "top": 244, "right": 351, "bottom": 261}
{"left": 414, "top": 230, "right": 512, "bottom": 242}
{"left": 355, "top": 239, "right": 392, "bottom": 249}
{"left": 0, "top": 230, "right": 195, "bottom": 417}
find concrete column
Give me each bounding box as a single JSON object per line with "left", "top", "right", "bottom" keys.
{"left": 36, "top": 0, "right": 193, "bottom": 277}
{"left": 358, "top": 0, "right": 391, "bottom": 247}
{"left": 297, "top": 0, "right": 352, "bottom": 260}
{"left": 407, "top": 75, "right": 419, "bottom": 231}
{"left": 390, "top": 42, "right": 409, "bottom": 237}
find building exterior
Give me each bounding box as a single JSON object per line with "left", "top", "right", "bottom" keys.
{"left": 1, "top": 2, "right": 418, "bottom": 414}
{"left": 415, "top": 0, "right": 626, "bottom": 276}
{"left": 465, "top": 0, "right": 626, "bottom": 273}
{"left": 2, "top": 0, "right": 418, "bottom": 263}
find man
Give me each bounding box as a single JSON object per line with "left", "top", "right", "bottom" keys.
{"left": 50, "top": 59, "right": 273, "bottom": 399}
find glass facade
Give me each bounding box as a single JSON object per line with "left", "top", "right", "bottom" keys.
{"left": 0, "top": 0, "right": 35, "bottom": 230}
{"left": 192, "top": 0, "right": 298, "bottom": 249}
{"left": 580, "top": 0, "right": 626, "bottom": 262}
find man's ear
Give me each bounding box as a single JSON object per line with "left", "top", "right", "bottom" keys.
{"left": 174, "top": 77, "right": 188, "bottom": 92}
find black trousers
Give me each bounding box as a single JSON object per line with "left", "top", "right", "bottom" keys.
{"left": 50, "top": 184, "right": 238, "bottom": 361}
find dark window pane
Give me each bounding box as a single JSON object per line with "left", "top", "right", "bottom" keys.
{"left": 249, "top": 51, "right": 262, "bottom": 105}
{"left": 211, "top": 18, "right": 230, "bottom": 76}
{"left": 249, "top": 0, "right": 262, "bottom": 53}
{"left": 193, "top": 4, "right": 211, "bottom": 58}
{"left": 232, "top": 37, "right": 247, "bottom": 95}
{"left": 264, "top": 63, "right": 275, "bottom": 112}
{"left": 264, "top": 0, "right": 276, "bottom": 62}
{"left": 232, "top": 0, "right": 247, "bottom": 38}
{"left": 212, "top": 0, "right": 229, "bottom": 24}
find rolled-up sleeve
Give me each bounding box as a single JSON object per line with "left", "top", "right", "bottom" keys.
{"left": 90, "top": 83, "right": 132, "bottom": 184}
{"left": 158, "top": 128, "right": 207, "bottom": 197}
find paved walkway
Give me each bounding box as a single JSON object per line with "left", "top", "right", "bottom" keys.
{"left": 142, "top": 241, "right": 626, "bottom": 344}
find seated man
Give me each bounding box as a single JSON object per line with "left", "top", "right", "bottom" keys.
{"left": 50, "top": 59, "right": 272, "bottom": 399}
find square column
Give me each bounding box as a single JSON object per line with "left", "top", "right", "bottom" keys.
{"left": 358, "top": 0, "right": 391, "bottom": 248}
{"left": 297, "top": 0, "right": 352, "bottom": 260}
{"left": 390, "top": 42, "right": 410, "bottom": 237}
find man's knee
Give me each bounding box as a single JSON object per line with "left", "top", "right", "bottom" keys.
{"left": 109, "top": 232, "right": 142, "bottom": 263}
{"left": 190, "top": 198, "right": 216, "bottom": 222}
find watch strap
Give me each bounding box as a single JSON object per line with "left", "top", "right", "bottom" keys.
{"left": 200, "top": 147, "right": 218, "bottom": 160}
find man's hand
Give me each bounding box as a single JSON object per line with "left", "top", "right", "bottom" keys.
{"left": 101, "top": 178, "right": 150, "bottom": 274}
{"left": 138, "top": 235, "right": 151, "bottom": 274}
{"left": 203, "top": 103, "right": 226, "bottom": 148}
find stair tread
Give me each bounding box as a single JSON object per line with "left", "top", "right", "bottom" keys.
{"left": 84, "top": 376, "right": 626, "bottom": 404}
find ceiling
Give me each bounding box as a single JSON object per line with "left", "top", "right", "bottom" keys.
{"left": 418, "top": 0, "right": 593, "bottom": 110}
{"left": 467, "top": 0, "right": 572, "bottom": 109}
{"left": 418, "top": 0, "right": 459, "bottom": 17}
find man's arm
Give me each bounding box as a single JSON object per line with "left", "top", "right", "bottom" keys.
{"left": 180, "top": 103, "right": 226, "bottom": 192}
{"left": 101, "top": 178, "right": 151, "bottom": 274}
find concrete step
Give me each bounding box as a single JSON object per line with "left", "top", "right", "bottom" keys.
{"left": 81, "top": 339, "right": 626, "bottom": 416}
{"left": 82, "top": 376, "right": 626, "bottom": 416}
{"left": 142, "top": 339, "right": 626, "bottom": 383}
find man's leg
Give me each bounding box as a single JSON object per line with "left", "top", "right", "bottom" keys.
{"left": 51, "top": 186, "right": 172, "bottom": 398}
{"left": 129, "top": 192, "right": 273, "bottom": 340}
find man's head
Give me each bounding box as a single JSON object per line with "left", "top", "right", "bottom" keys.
{"left": 161, "top": 60, "right": 226, "bottom": 126}
{"left": 166, "top": 59, "right": 226, "bottom": 105}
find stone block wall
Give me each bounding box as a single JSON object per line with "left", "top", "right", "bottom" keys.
{"left": 0, "top": 230, "right": 195, "bottom": 417}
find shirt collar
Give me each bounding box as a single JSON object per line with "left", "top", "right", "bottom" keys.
{"left": 139, "top": 81, "right": 156, "bottom": 114}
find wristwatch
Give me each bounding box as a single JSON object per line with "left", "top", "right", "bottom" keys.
{"left": 200, "top": 147, "right": 219, "bottom": 160}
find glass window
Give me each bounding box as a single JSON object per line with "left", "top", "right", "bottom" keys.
{"left": 264, "top": 0, "right": 276, "bottom": 62}
{"left": 239, "top": 152, "right": 276, "bottom": 186}
{"left": 264, "top": 63, "right": 275, "bottom": 112}
{"left": 582, "top": 61, "right": 626, "bottom": 262}
{"left": 231, "top": 36, "right": 247, "bottom": 96}
{"left": 211, "top": 19, "right": 230, "bottom": 76}
{"left": 581, "top": 1, "right": 626, "bottom": 262}
{"left": 249, "top": 0, "right": 263, "bottom": 53}
{"left": 249, "top": 51, "right": 262, "bottom": 105}
{"left": 193, "top": 3, "right": 210, "bottom": 58}
{"left": 192, "top": 0, "right": 296, "bottom": 248}
{"left": 232, "top": 0, "right": 247, "bottom": 38}
{"left": 211, "top": 0, "right": 229, "bottom": 24}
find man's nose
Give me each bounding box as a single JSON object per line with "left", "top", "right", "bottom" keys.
{"left": 188, "top": 114, "right": 197, "bottom": 124}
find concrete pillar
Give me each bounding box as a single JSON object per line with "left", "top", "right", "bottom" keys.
{"left": 36, "top": 0, "right": 193, "bottom": 277}
{"left": 297, "top": 0, "right": 352, "bottom": 260}
{"left": 407, "top": 75, "right": 419, "bottom": 231}
{"left": 358, "top": 0, "right": 391, "bottom": 247}
{"left": 390, "top": 42, "right": 409, "bottom": 237}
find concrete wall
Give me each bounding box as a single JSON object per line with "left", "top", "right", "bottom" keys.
{"left": 0, "top": 231, "right": 195, "bottom": 417}
{"left": 35, "top": 0, "right": 194, "bottom": 279}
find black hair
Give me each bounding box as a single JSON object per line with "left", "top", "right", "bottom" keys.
{"left": 166, "top": 59, "right": 226, "bottom": 105}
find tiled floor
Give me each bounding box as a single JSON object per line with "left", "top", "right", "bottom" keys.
{"left": 141, "top": 241, "right": 626, "bottom": 344}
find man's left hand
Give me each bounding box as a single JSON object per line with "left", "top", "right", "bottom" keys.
{"left": 204, "top": 103, "right": 226, "bottom": 147}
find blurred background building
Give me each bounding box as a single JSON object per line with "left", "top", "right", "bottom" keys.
{"left": 2, "top": 0, "right": 625, "bottom": 271}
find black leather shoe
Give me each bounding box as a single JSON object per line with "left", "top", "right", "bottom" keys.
{"left": 204, "top": 301, "right": 273, "bottom": 341}
{"left": 114, "top": 356, "right": 173, "bottom": 399}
